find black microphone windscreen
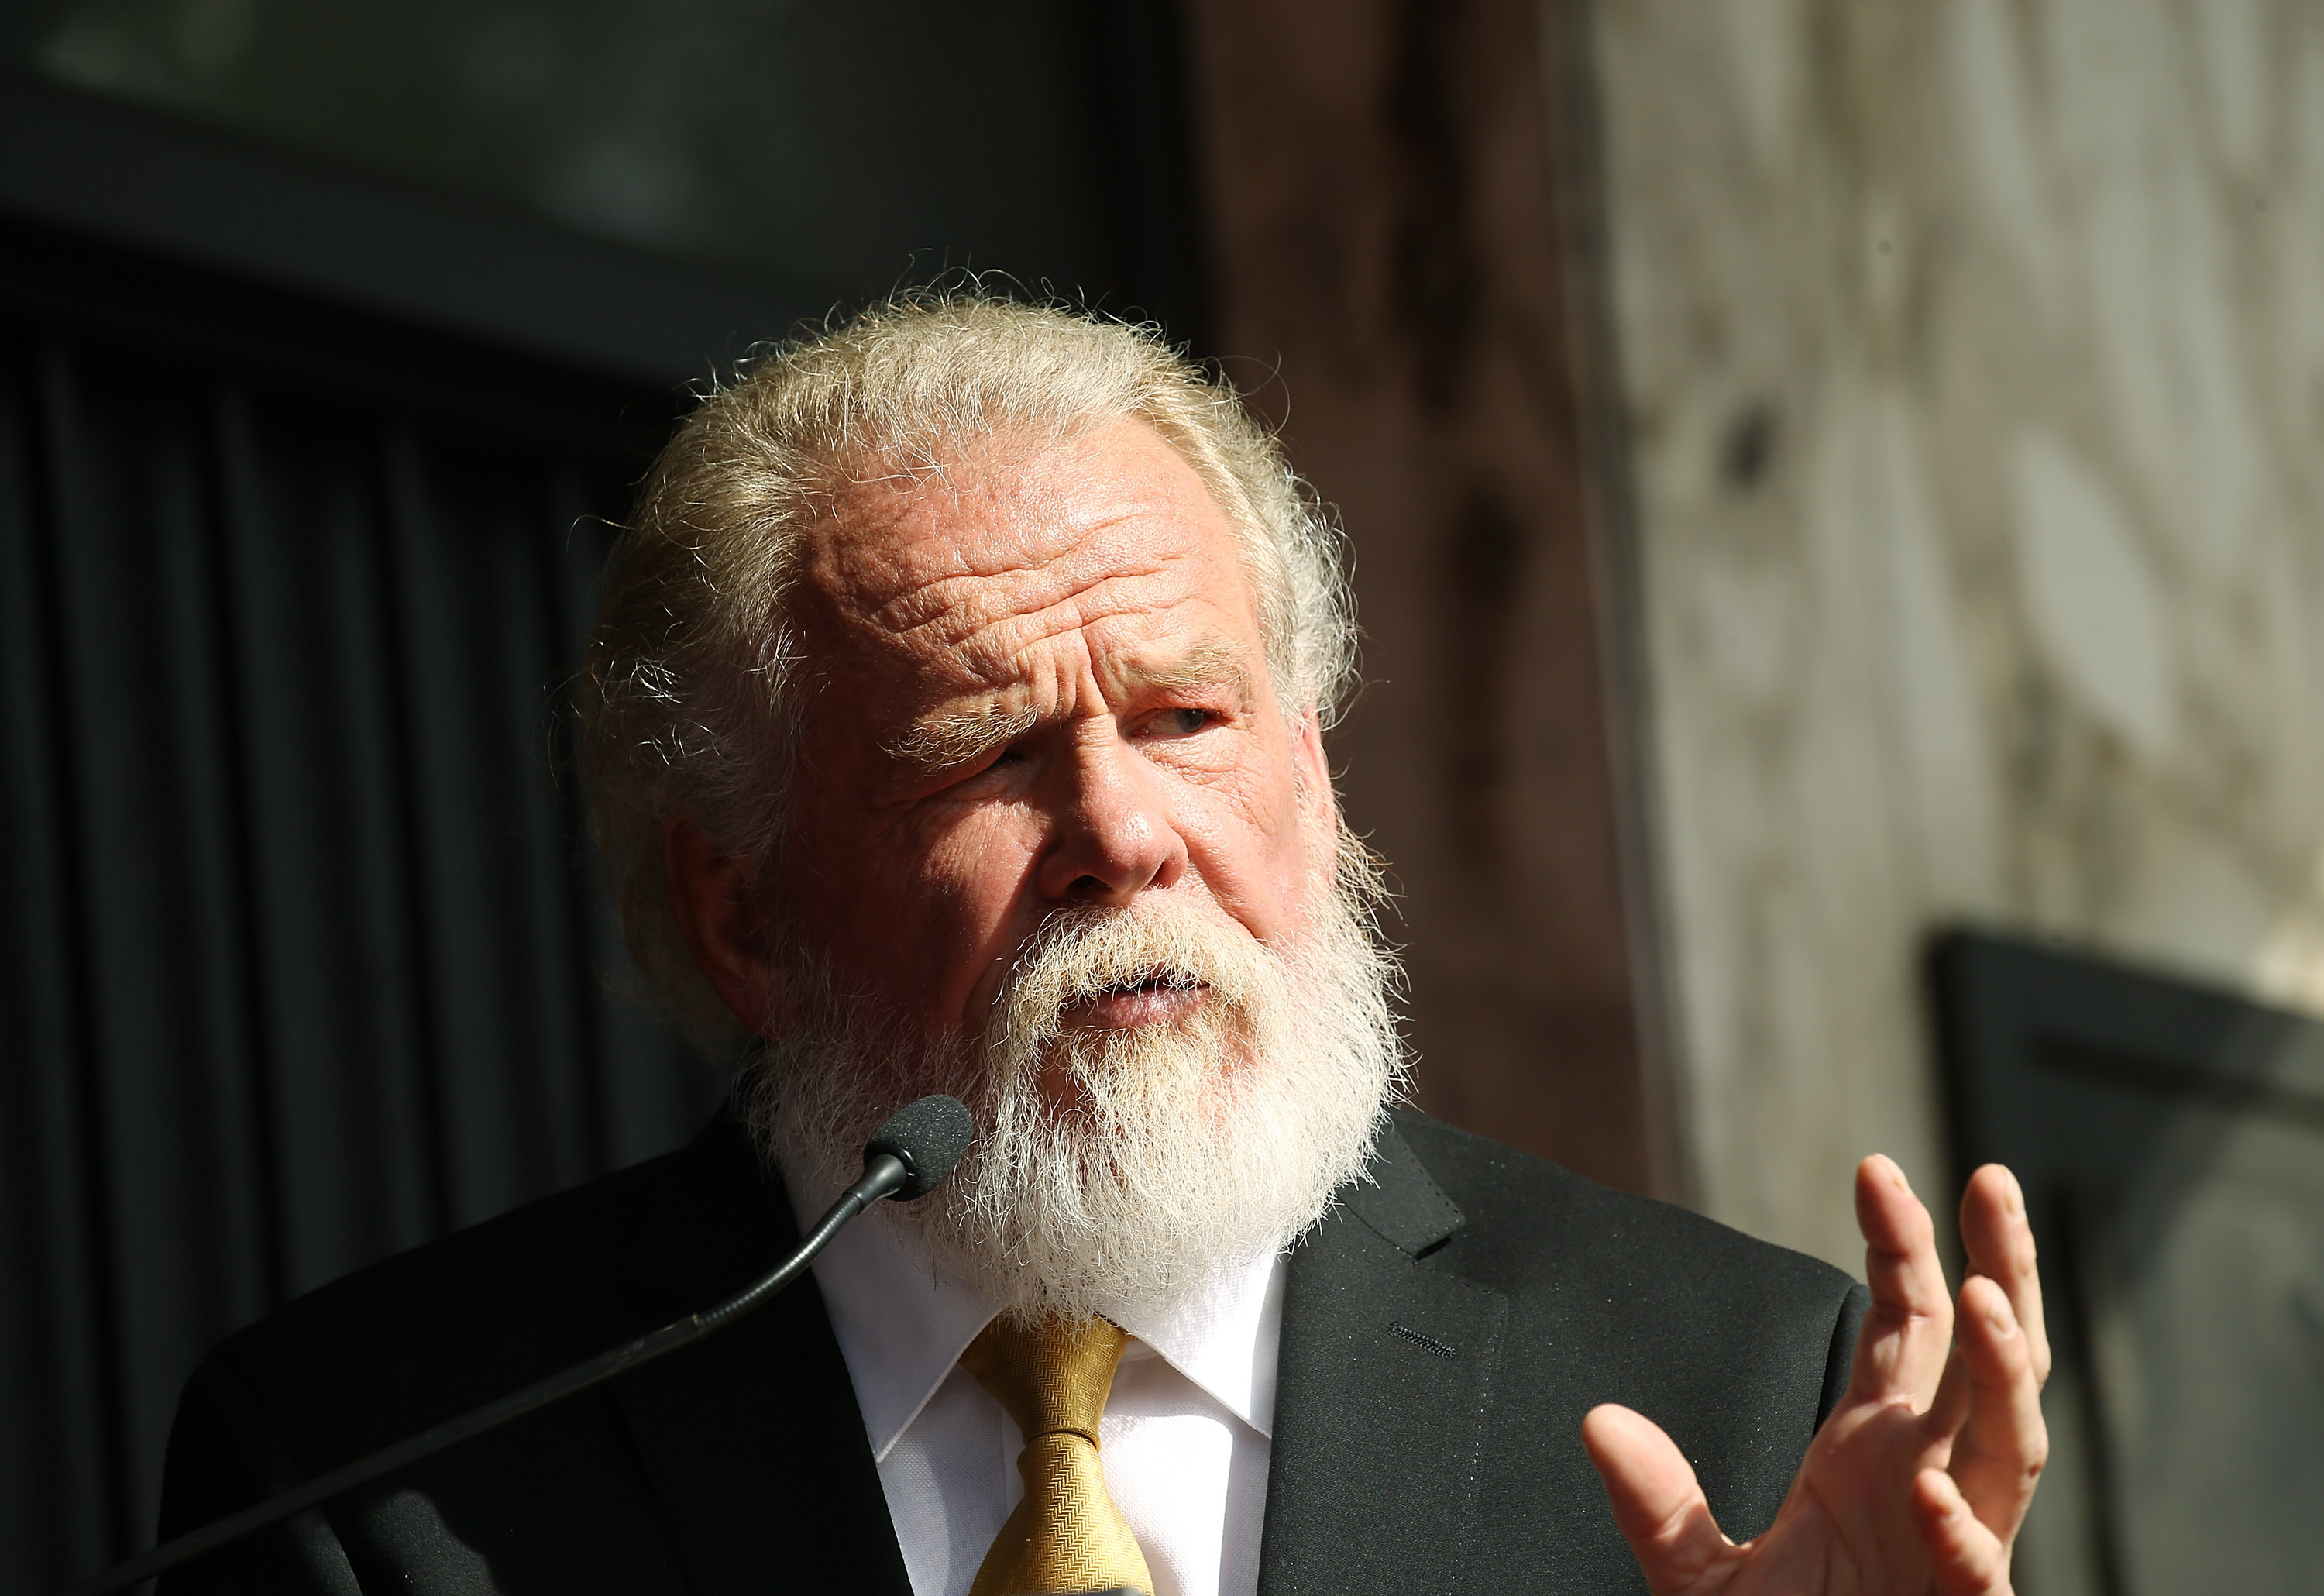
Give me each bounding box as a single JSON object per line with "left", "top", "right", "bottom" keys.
{"left": 865, "top": 1095, "right": 974, "bottom": 1199}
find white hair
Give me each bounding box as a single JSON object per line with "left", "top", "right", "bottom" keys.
{"left": 579, "top": 290, "right": 1359, "bottom": 1050}
{"left": 747, "top": 822, "right": 1409, "bottom": 1320}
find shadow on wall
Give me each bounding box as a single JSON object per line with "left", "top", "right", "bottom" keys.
{"left": 1934, "top": 930, "right": 2324, "bottom": 1596}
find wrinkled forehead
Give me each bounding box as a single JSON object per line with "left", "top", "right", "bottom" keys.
{"left": 793, "top": 418, "right": 1264, "bottom": 685}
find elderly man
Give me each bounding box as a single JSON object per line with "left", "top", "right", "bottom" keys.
{"left": 158, "top": 298, "right": 2047, "bottom": 1596}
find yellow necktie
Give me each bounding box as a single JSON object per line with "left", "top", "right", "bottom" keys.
{"left": 959, "top": 1315, "right": 1156, "bottom": 1596}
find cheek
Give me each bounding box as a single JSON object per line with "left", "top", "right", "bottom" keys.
{"left": 913, "top": 820, "right": 1039, "bottom": 928}
{"left": 819, "top": 809, "right": 1043, "bottom": 1000}
{"left": 1182, "top": 753, "right": 1321, "bottom": 940}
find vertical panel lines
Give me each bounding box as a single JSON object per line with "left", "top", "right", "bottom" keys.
{"left": 0, "top": 334, "right": 122, "bottom": 1588}
{"left": 29, "top": 336, "right": 136, "bottom": 1565}
{"left": 369, "top": 424, "right": 459, "bottom": 1245}
{"left": 546, "top": 466, "right": 614, "bottom": 1180}
{"left": 1, "top": 319, "right": 713, "bottom": 1588}
{"left": 202, "top": 380, "right": 292, "bottom": 1317}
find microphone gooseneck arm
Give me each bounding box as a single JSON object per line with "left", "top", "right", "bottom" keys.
{"left": 67, "top": 1088, "right": 975, "bottom": 1596}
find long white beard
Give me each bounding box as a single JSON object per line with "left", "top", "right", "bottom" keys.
{"left": 745, "top": 826, "right": 1408, "bottom": 1321}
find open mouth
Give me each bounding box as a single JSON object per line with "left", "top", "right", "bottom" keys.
{"left": 1067, "top": 972, "right": 1209, "bottom": 1021}
{"left": 1108, "top": 972, "right": 1201, "bottom": 997}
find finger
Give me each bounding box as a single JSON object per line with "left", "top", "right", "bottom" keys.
{"left": 1848, "top": 1154, "right": 1954, "bottom": 1407}
{"left": 1959, "top": 1164, "right": 2050, "bottom": 1388}
{"left": 1582, "top": 1405, "right": 1739, "bottom": 1594}
{"left": 1942, "top": 1274, "right": 2048, "bottom": 1542}
{"left": 1924, "top": 1340, "right": 1970, "bottom": 1441}
{"left": 1913, "top": 1468, "right": 2015, "bottom": 1595}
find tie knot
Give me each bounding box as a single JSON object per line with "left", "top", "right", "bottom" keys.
{"left": 959, "top": 1315, "right": 1129, "bottom": 1444}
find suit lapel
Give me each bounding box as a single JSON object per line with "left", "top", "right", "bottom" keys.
{"left": 1257, "top": 1115, "right": 1509, "bottom": 1596}
{"left": 600, "top": 1113, "right": 1505, "bottom": 1594}
{"left": 607, "top": 1117, "right": 913, "bottom": 1596}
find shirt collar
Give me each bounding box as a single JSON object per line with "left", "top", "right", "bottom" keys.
{"left": 786, "top": 1164, "right": 1286, "bottom": 1462}
{"left": 1109, "top": 1244, "right": 1284, "bottom": 1439}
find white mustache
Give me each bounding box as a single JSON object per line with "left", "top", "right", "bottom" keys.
{"left": 982, "top": 905, "right": 1273, "bottom": 1061}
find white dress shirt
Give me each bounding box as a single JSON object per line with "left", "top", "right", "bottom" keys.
{"left": 786, "top": 1167, "right": 1284, "bottom": 1596}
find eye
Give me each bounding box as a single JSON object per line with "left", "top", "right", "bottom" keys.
{"left": 923, "top": 741, "right": 1026, "bottom": 797}
{"left": 1142, "top": 707, "right": 1213, "bottom": 738}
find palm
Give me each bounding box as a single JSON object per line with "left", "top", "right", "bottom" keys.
{"left": 1583, "top": 1161, "right": 2051, "bottom": 1596}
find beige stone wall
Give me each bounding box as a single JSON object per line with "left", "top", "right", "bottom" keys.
{"left": 1592, "top": 0, "right": 2324, "bottom": 1267}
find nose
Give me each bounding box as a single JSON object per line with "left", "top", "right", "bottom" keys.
{"left": 1033, "top": 733, "right": 1187, "bottom": 905}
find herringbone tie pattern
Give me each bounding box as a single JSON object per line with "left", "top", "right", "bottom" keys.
{"left": 959, "top": 1315, "right": 1154, "bottom": 1596}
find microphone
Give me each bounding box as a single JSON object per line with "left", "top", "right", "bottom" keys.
{"left": 67, "top": 1094, "right": 975, "bottom": 1596}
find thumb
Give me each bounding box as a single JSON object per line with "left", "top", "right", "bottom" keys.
{"left": 1583, "top": 1405, "right": 1736, "bottom": 1594}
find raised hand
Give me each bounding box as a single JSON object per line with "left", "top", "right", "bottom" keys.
{"left": 1582, "top": 1158, "right": 2050, "bottom": 1596}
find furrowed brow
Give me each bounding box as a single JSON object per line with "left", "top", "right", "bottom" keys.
{"left": 1114, "top": 641, "right": 1254, "bottom": 700}
{"left": 881, "top": 701, "right": 1041, "bottom": 773}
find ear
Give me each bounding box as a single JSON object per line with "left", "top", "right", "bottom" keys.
{"left": 663, "top": 815, "right": 780, "bottom": 1037}
{"left": 1291, "top": 707, "right": 1336, "bottom": 831}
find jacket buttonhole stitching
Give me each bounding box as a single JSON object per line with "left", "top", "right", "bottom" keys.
{"left": 1387, "top": 1321, "right": 1459, "bottom": 1359}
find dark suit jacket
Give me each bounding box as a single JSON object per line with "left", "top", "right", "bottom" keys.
{"left": 156, "top": 1108, "right": 1867, "bottom": 1594}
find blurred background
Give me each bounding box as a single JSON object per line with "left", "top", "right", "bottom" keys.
{"left": 0, "top": 2, "right": 2318, "bottom": 1591}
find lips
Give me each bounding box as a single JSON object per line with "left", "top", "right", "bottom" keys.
{"left": 1089, "top": 972, "right": 1204, "bottom": 999}
{"left": 1123, "top": 972, "right": 1191, "bottom": 993}
{"left": 1065, "top": 973, "right": 1210, "bottom": 1025}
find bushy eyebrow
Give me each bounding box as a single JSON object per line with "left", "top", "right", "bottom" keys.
{"left": 880, "top": 701, "right": 1042, "bottom": 773}
{"left": 1109, "top": 639, "right": 1254, "bottom": 701}
{"left": 879, "top": 641, "right": 1256, "bottom": 776}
